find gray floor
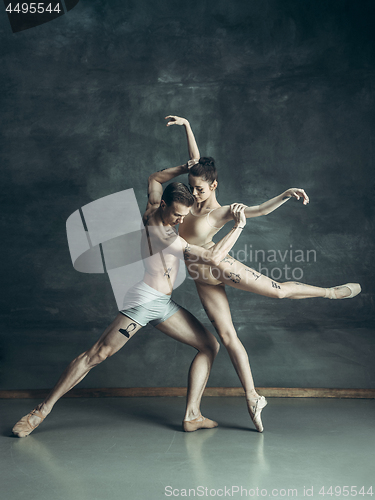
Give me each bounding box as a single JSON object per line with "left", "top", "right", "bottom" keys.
{"left": 1, "top": 397, "right": 374, "bottom": 500}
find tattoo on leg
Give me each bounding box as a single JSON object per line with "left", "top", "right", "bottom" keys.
{"left": 271, "top": 281, "right": 281, "bottom": 290}
{"left": 119, "top": 323, "right": 137, "bottom": 338}
{"left": 229, "top": 272, "right": 241, "bottom": 283}
{"left": 221, "top": 255, "right": 234, "bottom": 265}
{"left": 245, "top": 269, "right": 261, "bottom": 280}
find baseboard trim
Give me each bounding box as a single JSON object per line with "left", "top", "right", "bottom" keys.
{"left": 0, "top": 387, "right": 374, "bottom": 399}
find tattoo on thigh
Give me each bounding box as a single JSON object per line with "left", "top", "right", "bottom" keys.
{"left": 245, "top": 269, "right": 261, "bottom": 280}
{"left": 119, "top": 323, "right": 137, "bottom": 338}
{"left": 271, "top": 281, "right": 281, "bottom": 289}
{"left": 229, "top": 272, "right": 241, "bottom": 283}
{"left": 221, "top": 255, "right": 234, "bottom": 265}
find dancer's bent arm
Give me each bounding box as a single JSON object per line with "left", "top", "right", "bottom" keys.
{"left": 147, "top": 161, "right": 198, "bottom": 206}
{"left": 168, "top": 205, "right": 247, "bottom": 267}
{"left": 181, "top": 209, "right": 246, "bottom": 266}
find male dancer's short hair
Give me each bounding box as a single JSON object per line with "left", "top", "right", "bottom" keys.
{"left": 190, "top": 157, "right": 218, "bottom": 185}
{"left": 162, "top": 182, "right": 195, "bottom": 207}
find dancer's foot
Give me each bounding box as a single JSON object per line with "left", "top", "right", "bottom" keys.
{"left": 325, "top": 283, "right": 361, "bottom": 299}
{"left": 183, "top": 415, "right": 218, "bottom": 432}
{"left": 247, "top": 396, "right": 267, "bottom": 433}
{"left": 12, "top": 405, "right": 48, "bottom": 438}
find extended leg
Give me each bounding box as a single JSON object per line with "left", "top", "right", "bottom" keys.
{"left": 154, "top": 308, "right": 220, "bottom": 430}
{"left": 208, "top": 256, "right": 360, "bottom": 299}
{"left": 195, "top": 281, "right": 266, "bottom": 432}
{"left": 12, "top": 313, "right": 142, "bottom": 437}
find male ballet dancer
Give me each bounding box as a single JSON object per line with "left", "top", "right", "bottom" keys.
{"left": 12, "top": 165, "right": 247, "bottom": 437}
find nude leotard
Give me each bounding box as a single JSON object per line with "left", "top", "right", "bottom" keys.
{"left": 179, "top": 208, "right": 225, "bottom": 286}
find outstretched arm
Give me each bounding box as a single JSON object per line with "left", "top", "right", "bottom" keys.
{"left": 207, "top": 188, "right": 310, "bottom": 227}
{"left": 165, "top": 115, "right": 200, "bottom": 160}
{"left": 244, "top": 188, "right": 309, "bottom": 218}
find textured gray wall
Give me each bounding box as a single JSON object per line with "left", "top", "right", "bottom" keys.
{"left": 1, "top": 0, "right": 374, "bottom": 390}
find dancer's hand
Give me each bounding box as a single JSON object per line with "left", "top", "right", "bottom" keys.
{"left": 230, "top": 203, "right": 247, "bottom": 228}
{"left": 165, "top": 115, "right": 188, "bottom": 126}
{"left": 284, "top": 188, "right": 309, "bottom": 205}
{"left": 186, "top": 159, "right": 199, "bottom": 169}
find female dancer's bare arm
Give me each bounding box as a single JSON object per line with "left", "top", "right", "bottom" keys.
{"left": 208, "top": 188, "right": 310, "bottom": 227}
{"left": 165, "top": 115, "right": 200, "bottom": 160}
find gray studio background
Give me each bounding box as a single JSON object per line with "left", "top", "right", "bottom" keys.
{"left": 1, "top": 0, "right": 374, "bottom": 391}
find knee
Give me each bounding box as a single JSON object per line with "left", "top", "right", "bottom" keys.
{"left": 271, "top": 283, "right": 288, "bottom": 299}
{"left": 201, "top": 338, "right": 220, "bottom": 358}
{"left": 218, "top": 330, "right": 239, "bottom": 349}
{"left": 86, "top": 344, "right": 113, "bottom": 367}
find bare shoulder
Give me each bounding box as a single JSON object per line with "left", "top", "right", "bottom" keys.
{"left": 143, "top": 206, "right": 158, "bottom": 226}
{"left": 209, "top": 205, "right": 232, "bottom": 225}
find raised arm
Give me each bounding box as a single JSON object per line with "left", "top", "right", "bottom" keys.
{"left": 165, "top": 115, "right": 200, "bottom": 160}
{"left": 146, "top": 162, "right": 190, "bottom": 211}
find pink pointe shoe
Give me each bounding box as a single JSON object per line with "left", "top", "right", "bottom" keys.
{"left": 12, "top": 407, "right": 46, "bottom": 438}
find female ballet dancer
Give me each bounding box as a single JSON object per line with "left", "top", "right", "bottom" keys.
{"left": 154, "top": 115, "right": 361, "bottom": 433}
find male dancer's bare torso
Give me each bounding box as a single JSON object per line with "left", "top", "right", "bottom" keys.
{"left": 141, "top": 209, "right": 182, "bottom": 295}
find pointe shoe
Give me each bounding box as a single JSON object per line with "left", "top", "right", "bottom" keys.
{"left": 12, "top": 407, "right": 46, "bottom": 438}
{"left": 247, "top": 396, "right": 267, "bottom": 433}
{"left": 325, "top": 283, "right": 361, "bottom": 299}
{"left": 183, "top": 415, "right": 218, "bottom": 432}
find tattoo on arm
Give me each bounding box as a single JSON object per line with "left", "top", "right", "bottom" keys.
{"left": 119, "top": 322, "right": 137, "bottom": 338}
{"left": 183, "top": 243, "right": 191, "bottom": 261}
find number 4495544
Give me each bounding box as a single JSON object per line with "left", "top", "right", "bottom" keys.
{"left": 6, "top": 3, "right": 61, "bottom": 14}
{"left": 319, "top": 486, "right": 373, "bottom": 497}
